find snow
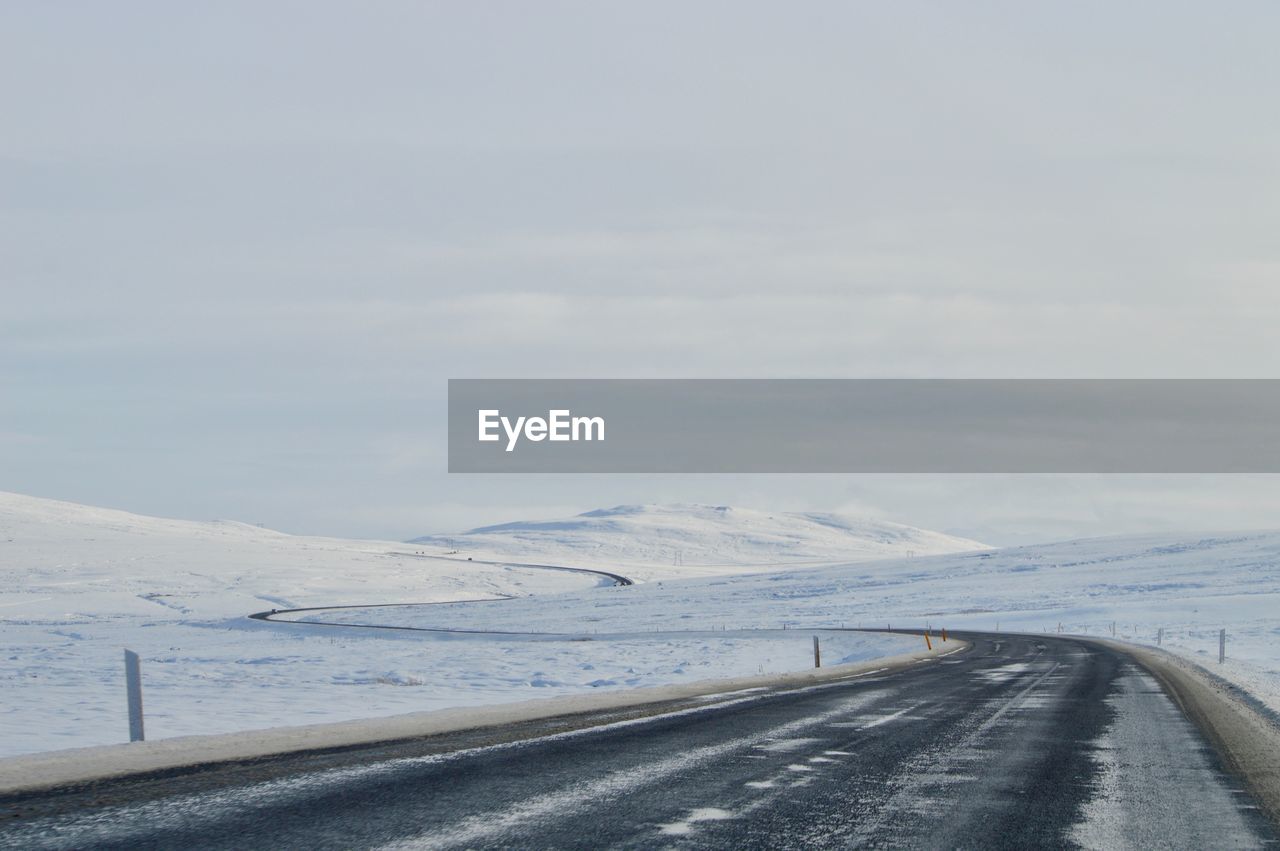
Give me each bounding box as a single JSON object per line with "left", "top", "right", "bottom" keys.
{"left": 4, "top": 491, "right": 1278, "bottom": 762}
{"left": 1069, "top": 667, "right": 1266, "bottom": 850}
{"left": 0, "top": 655, "right": 932, "bottom": 796}
{"left": 0, "top": 492, "right": 937, "bottom": 758}
{"left": 409, "top": 503, "right": 989, "bottom": 580}
{"left": 299, "top": 531, "right": 1280, "bottom": 716}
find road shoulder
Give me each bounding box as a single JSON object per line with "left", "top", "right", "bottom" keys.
{"left": 1100, "top": 638, "right": 1280, "bottom": 828}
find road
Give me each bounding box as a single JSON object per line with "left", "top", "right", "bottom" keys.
{"left": 247, "top": 556, "right": 633, "bottom": 633}
{"left": 1, "top": 632, "right": 1275, "bottom": 850}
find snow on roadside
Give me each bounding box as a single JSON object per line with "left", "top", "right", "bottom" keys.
{"left": 1125, "top": 630, "right": 1280, "bottom": 720}
{"left": 2, "top": 615, "right": 917, "bottom": 757}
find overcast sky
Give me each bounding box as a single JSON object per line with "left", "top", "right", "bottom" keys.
{"left": 4, "top": 2, "right": 1280, "bottom": 544}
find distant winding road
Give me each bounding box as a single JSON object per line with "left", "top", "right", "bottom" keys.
{"left": 247, "top": 556, "right": 633, "bottom": 633}
{"left": 2, "top": 632, "right": 1275, "bottom": 849}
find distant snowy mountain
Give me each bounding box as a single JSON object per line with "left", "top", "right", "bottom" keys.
{"left": 411, "top": 504, "right": 988, "bottom": 574}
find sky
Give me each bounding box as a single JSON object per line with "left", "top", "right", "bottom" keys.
{"left": 4, "top": 2, "right": 1280, "bottom": 545}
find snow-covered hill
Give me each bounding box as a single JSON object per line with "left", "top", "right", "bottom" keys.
{"left": 0, "top": 491, "right": 598, "bottom": 618}
{"left": 411, "top": 504, "right": 988, "bottom": 578}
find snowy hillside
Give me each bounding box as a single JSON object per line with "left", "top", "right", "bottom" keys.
{"left": 411, "top": 504, "right": 989, "bottom": 578}
{"left": 0, "top": 491, "right": 601, "bottom": 617}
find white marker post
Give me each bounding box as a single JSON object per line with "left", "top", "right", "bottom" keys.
{"left": 1157, "top": 627, "right": 1163, "bottom": 646}
{"left": 124, "top": 649, "right": 145, "bottom": 742}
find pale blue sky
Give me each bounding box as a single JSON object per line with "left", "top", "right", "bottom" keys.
{"left": 4, "top": 2, "right": 1280, "bottom": 543}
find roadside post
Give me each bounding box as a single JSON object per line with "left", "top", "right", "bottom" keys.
{"left": 1219, "top": 628, "right": 1226, "bottom": 663}
{"left": 813, "top": 635, "right": 821, "bottom": 668}
{"left": 124, "top": 649, "right": 144, "bottom": 742}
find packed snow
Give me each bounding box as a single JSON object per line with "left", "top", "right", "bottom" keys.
{"left": 3, "top": 491, "right": 1277, "bottom": 761}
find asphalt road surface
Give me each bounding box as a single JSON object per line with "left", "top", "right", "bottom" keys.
{"left": 2, "top": 632, "right": 1275, "bottom": 850}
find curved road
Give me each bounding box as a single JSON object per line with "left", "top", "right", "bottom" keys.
{"left": 391, "top": 554, "right": 634, "bottom": 586}
{"left": 248, "top": 556, "right": 633, "bottom": 633}
{"left": 2, "top": 632, "right": 1275, "bottom": 849}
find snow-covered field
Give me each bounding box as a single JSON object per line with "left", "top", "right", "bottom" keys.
{"left": 0, "top": 493, "right": 951, "bottom": 758}
{"left": 302, "top": 531, "right": 1280, "bottom": 717}
{"left": 4, "top": 491, "right": 1278, "bottom": 761}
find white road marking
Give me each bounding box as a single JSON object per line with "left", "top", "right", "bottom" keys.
{"left": 657, "top": 807, "right": 734, "bottom": 836}
{"left": 839, "top": 702, "right": 923, "bottom": 730}
{"left": 756, "top": 737, "right": 824, "bottom": 753}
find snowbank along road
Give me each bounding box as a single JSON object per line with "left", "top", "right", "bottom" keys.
{"left": 1, "top": 632, "right": 1275, "bottom": 850}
